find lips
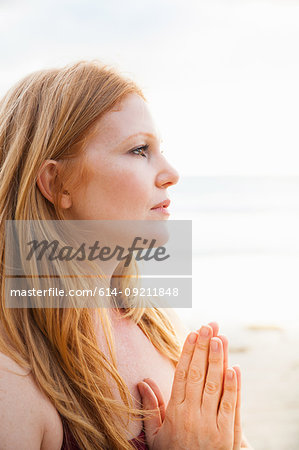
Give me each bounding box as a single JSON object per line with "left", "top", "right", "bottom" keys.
{"left": 151, "top": 199, "right": 170, "bottom": 209}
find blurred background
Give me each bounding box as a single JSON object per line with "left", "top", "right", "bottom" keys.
{"left": 1, "top": 0, "right": 299, "bottom": 448}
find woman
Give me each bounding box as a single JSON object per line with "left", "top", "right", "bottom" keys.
{"left": 0, "top": 60, "right": 252, "bottom": 449}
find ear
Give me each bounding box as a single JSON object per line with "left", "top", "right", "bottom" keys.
{"left": 36, "top": 160, "right": 72, "bottom": 209}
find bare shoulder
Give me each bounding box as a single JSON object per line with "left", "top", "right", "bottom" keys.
{"left": 0, "top": 352, "right": 63, "bottom": 450}
{"left": 161, "top": 308, "right": 190, "bottom": 345}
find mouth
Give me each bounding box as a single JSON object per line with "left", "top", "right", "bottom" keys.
{"left": 150, "top": 199, "right": 171, "bottom": 216}
{"left": 150, "top": 206, "right": 170, "bottom": 216}
{"left": 150, "top": 199, "right": 171, "bottom": 210}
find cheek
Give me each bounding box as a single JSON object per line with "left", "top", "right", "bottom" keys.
{"left": 109, "top": 171, "right": 150, "bottom": 206}
{"left": 85, "top": 161, "right": 151, "bottom": 213}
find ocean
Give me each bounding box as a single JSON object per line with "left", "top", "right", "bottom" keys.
{"left": 170, "top": 176, "right": 299, "bottom": 330}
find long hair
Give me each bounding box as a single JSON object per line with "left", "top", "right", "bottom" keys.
{"left": 0, "top": 60, "right": 182, "bottom": 449}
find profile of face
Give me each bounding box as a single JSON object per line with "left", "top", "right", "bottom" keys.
{"left": 38, "top": 93, "right": 180, "bottom": 252}
{"left": 67, "top": 93, "right": 179, "bottom": 221}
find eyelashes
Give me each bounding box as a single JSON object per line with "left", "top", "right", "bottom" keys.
{"left": 131, "top": 144, "right": 164, "bottom": 158}
{"left": 131, "top": 144, "right": 149, "bottom": 157}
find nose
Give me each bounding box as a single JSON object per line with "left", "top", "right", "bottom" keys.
{"left": 155, "top": 157, "right": 180, "bottom": 188}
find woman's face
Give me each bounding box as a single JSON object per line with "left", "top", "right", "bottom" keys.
{"left": 67, "top": 93, "right": 180, "bottom": 221}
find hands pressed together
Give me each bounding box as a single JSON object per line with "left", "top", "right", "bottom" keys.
{"left": 137, "top": 322, "right": 253, "bottom": 450}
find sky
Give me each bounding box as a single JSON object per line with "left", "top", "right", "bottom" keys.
{"left": 1, "top": 0, "right": 299, "bottom": 176}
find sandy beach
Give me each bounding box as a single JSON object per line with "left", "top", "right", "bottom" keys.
{"left": 229, "top": 323, "right": 299, "bottom": 450}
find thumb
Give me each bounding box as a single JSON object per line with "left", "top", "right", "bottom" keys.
{"left": 137, "top": 381, "right": 162, "bottom": 446}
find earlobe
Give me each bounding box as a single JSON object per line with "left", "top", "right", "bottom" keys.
{"left": 36, "top": 160, "right": 72, "bottom": 209}
{"left": 60, "top": 190, "right": 72, "bottom": 209}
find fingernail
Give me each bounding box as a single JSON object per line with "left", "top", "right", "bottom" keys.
{"left": 211, "top": 339, "right": 218, "bottom": 351}
{"left": 226, "top": 369, "right": 234, "bottom": 380}
{"left": 188, "top": 332, "right": 198, "bottom": 344}
{"left": 200, "top": 326, "right": 210, "bottom": 337}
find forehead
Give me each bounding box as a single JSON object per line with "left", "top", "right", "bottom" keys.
{"left": 87, "top": 93, "right": 161, "bottom": 149}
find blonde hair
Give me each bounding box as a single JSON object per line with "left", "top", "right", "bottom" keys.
{"left": 0, "top": 60, "right": 182, "bottom": 449}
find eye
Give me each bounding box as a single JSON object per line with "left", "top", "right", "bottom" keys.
{"left": 131, "top": 144, "right": 149, "bottom": 158}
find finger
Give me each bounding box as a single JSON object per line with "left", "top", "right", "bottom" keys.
{"left": 217, "top": 368, "right": 237, "bottom": 437}
{"left": 232, "top": 365, "right": 242, "bottom": 450}
{"left": 218, "top": 334, "right": 229, "bottom": 373}
{"left": 143, "top": 377, "right": 166, "bottom": 422}
{"left": 137, "top": 381, "right": 162, "bottom": 447}
{"left": 201, "top": 337, "right": 224, "bottom": 418}
{"left": 170, "top": 331, "right": 199, "bottom": 405}
{"left": 208, "top": 321, "right": 219, "bottom": 337}
{"left": 185, "top": 325, "right": 213, "bottom": 405}
{"left": 217, "top": 334, "right": 229, "bottom": 401}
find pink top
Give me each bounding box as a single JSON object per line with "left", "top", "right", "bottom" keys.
{"left": 61, "top": 423, "right": 149, "bottom": 449}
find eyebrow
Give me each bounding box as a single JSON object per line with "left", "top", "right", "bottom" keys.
{"left": 120, "top": 132, "right": 163, "bottom": 145}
